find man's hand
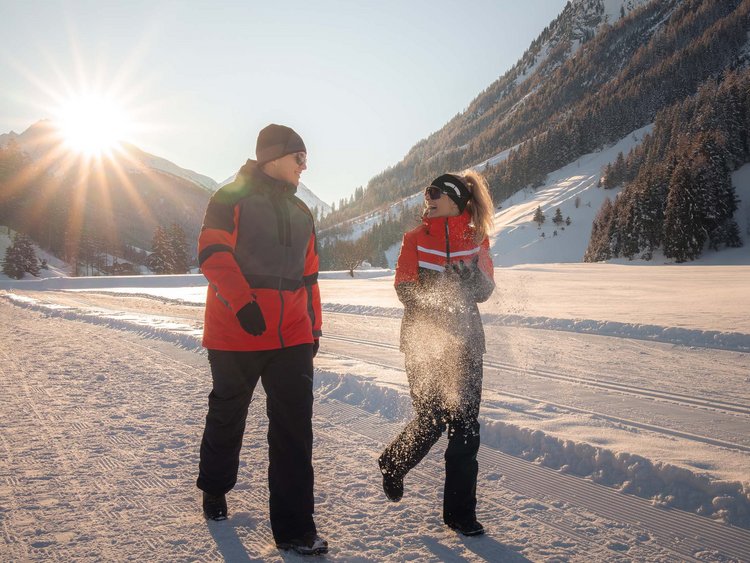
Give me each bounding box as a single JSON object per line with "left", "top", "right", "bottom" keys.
{"left": 236, "top": 301, "right": 266, "bottom": 336}
{"left": 313, "top": 339, "right": 320, "bottom": 358}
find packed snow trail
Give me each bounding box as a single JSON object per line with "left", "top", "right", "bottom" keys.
{"left": 2, "top": 302, "right": 750, "bottom": 560}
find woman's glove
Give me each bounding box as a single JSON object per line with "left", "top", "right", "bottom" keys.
{"left": 449, "top": 255, "right": 480, "bottom": 283}
{"left": 448, "top": 255, "right": 494, "bottom": 302}
{"left": 236, "top": 301, "right": 266, "bottom": 336}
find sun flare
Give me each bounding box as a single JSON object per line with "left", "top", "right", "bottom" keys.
{"left": 56, "top": 95, "right": 130, "bottom": 157}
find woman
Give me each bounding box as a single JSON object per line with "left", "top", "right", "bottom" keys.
{"left": 378, "top": 170, "right": 495, "bottom": 536}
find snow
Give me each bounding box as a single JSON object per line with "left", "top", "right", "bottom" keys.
{"left": 2, "top": 261, "right": 749, "bottom": 559}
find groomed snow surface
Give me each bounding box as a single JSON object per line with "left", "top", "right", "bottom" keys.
{"left": 1, "top": 265, "right": 749, "bottom": 562}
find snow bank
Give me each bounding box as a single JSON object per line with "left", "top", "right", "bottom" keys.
{"left": 0, "top": 273, "right": 207, "bottom": 290}
{"left": 481, "top": 420, "right": 750, "bottom": 528}
{"left": 1, "top": 293, "right": 204, "bottom": 352}
{"left": 315, "top": 371, "right": 412, "bottom": 421}
{"left": 321, "top": 303, "right": 750, "bottom": 353}
{"left": 314, "top": 368, "right": 750, "bottom": 528}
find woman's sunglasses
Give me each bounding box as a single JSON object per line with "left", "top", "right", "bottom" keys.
{"left": 294, "top": 152, "right": 307, "bottom": 166}
{"left": 424, "top": 186, "right": 446, "bottom": 200}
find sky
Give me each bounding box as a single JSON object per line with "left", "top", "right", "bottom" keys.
{"left": 0, "top": 0, "right": 568, "bottom": 205}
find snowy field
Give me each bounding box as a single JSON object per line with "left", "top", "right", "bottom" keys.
{"left": 1, "top": 265, "right": 749, "bottom": 562}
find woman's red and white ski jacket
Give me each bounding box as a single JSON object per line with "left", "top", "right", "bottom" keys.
{"left": 394, "top": 211, "right": 495, "bottom": 355}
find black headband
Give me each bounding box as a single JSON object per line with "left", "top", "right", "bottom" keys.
{"left": 429, "top": 174, "right": 472, "bottom": 213}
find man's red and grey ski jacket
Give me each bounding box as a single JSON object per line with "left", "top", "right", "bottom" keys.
{"left": 395, "top": 212, "right": 495, "bottom": 354}
{"left": 198, "top": 160, "right": 322, "bottom": 351}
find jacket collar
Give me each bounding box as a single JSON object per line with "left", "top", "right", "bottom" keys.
{"left": 423, "top": 210, "right": 472, "bottom": 234}
{"left": 237, "top": 159, "right": 298, "bottom": 196}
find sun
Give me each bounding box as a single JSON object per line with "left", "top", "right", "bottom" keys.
{"left": 56, "top": 94, "right": 130, "bottom": 157}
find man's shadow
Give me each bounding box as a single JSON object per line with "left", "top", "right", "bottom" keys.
{"left": 206, "top": 512, "right": 265, "bottom": 563}
{"left": 208, "top": 513, "right": 331, "bottom": 562}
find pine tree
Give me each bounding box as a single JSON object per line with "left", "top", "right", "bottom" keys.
{"left": 168, "top": 223, "right": 189, "bottom": 274}
{"left": 533, "top": 206, "right": 546, "bottom": 227}
{"left": 2, "top": 233, "right": 40, "bottom": 279}
{"left": 553, "top": 207, "right": 564, "bottom": 226}
{"left": 149, "top": 226, "right": 173, "bottom": 274}
{"left": 584, "top": 198, "right": 615, "bottom": 262}
{"left": 2, "top": 243, "right": 24, "bottom": 279}
{"left": 663, "top": 160, "right": 704, "bottom": 262}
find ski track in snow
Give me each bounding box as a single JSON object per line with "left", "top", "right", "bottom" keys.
{"left": 321, "top": 303, "right": 750, "bottom": 354}
{"left": 2, "top": 302, "right": 750, "bottom": 562}
{"left": 1, "top": 287, "right": 750, "bottom": 560}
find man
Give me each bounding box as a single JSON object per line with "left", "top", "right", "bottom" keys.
{"left": 196, "top": 124, "right": 326, "bottom": 555}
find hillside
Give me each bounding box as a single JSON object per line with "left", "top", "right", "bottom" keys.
{"left": 319, "top": 0, "right": 750, "bottom": 268}
{"left": 331, "top": 125, "right": 750, "bottom": 269}
{"left": 488, "top": 128, "right": 750, "bottom": 266}
{"left": 0, "top": 120, "right": 332, "bottom": 269}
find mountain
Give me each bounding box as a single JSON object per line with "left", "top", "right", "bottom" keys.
{"left": 120, "top": 143, "right": 218, "bottom": 192}
{"left": 217, "top": 172, "right": 332, "bottom": 217}
{"left": 0, "top": 120, "right": 213, "bottom": 267}
{"left": 0, "top": 120, "right": 219, "bottom": 192}
{"left": 0, "top": 120, "right": 335, "bottom": 272}
{"left": 319, "top": 0, "right": 750, "bottom": 268}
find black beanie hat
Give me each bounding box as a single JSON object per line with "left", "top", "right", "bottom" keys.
{"left": 429, "top": 174, "right": 472, "bottom": 213}
{"left": 256, "top": 124, "right": 306, "bottom": 166}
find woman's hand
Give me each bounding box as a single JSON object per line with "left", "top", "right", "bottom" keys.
{"left": 448, "top": 255, "right": 480, "bottom": 282}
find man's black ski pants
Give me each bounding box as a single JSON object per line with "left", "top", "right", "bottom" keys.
{"left": 196, "top": 344, "right": 315, "bottom": 542}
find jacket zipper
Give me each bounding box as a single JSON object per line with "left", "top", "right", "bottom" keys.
{"left": 444, "top": 220, "right": 451, "bottom": 264}
{"left": 277, "top": 198, "right": 290, "bottom": 348}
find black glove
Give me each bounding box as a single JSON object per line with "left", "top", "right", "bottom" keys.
{"left": 312, "top": 339, "right": 320, "bottom": 358}
{"left": 236, "top": 301, "right": 266, "bottom": 336}
{"left": 449, "top": 255, "right": 480, "bottom": 282}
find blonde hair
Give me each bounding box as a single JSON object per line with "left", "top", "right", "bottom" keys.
{"left": 460, "top": 169, "right": 494, "bottom": 242}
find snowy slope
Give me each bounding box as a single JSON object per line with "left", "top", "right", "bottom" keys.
{"left": 488, "top": 125, "right": 652, "bottom": 265}
{"left": 327, "top": 116, "right": 750, "bottom": 268}
{"left": 489, "top": 131, "right": 750, "bottom": 267}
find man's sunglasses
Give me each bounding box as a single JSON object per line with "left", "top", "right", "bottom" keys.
{"left": 424, "top": 186, "right": 446, "bottom": 200}
{"left": 294, "top": 152, "right": 307, "bottom": 166}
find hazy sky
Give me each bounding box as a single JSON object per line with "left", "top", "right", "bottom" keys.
{"left": 0, "top": 0, "right": 567, "bottom": 204}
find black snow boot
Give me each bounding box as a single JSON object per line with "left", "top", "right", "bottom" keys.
{"left": 446, "top": 517, "right": 484, "bottom": 536}
{"left": 202, "top": 492, "right": 228, "bottom": 521}
{"left": 378, "top": 458, "right": 403, "bottom": 502}
{"left": 276, "top": 531, "right": 329, "bottom": 555}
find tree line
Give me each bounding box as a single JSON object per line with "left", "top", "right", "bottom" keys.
{"left": 318, "top": 203, "right": 420, "bottom": 273}
{"left": 585, "top": 67, "right": 749, "bottom": 262}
